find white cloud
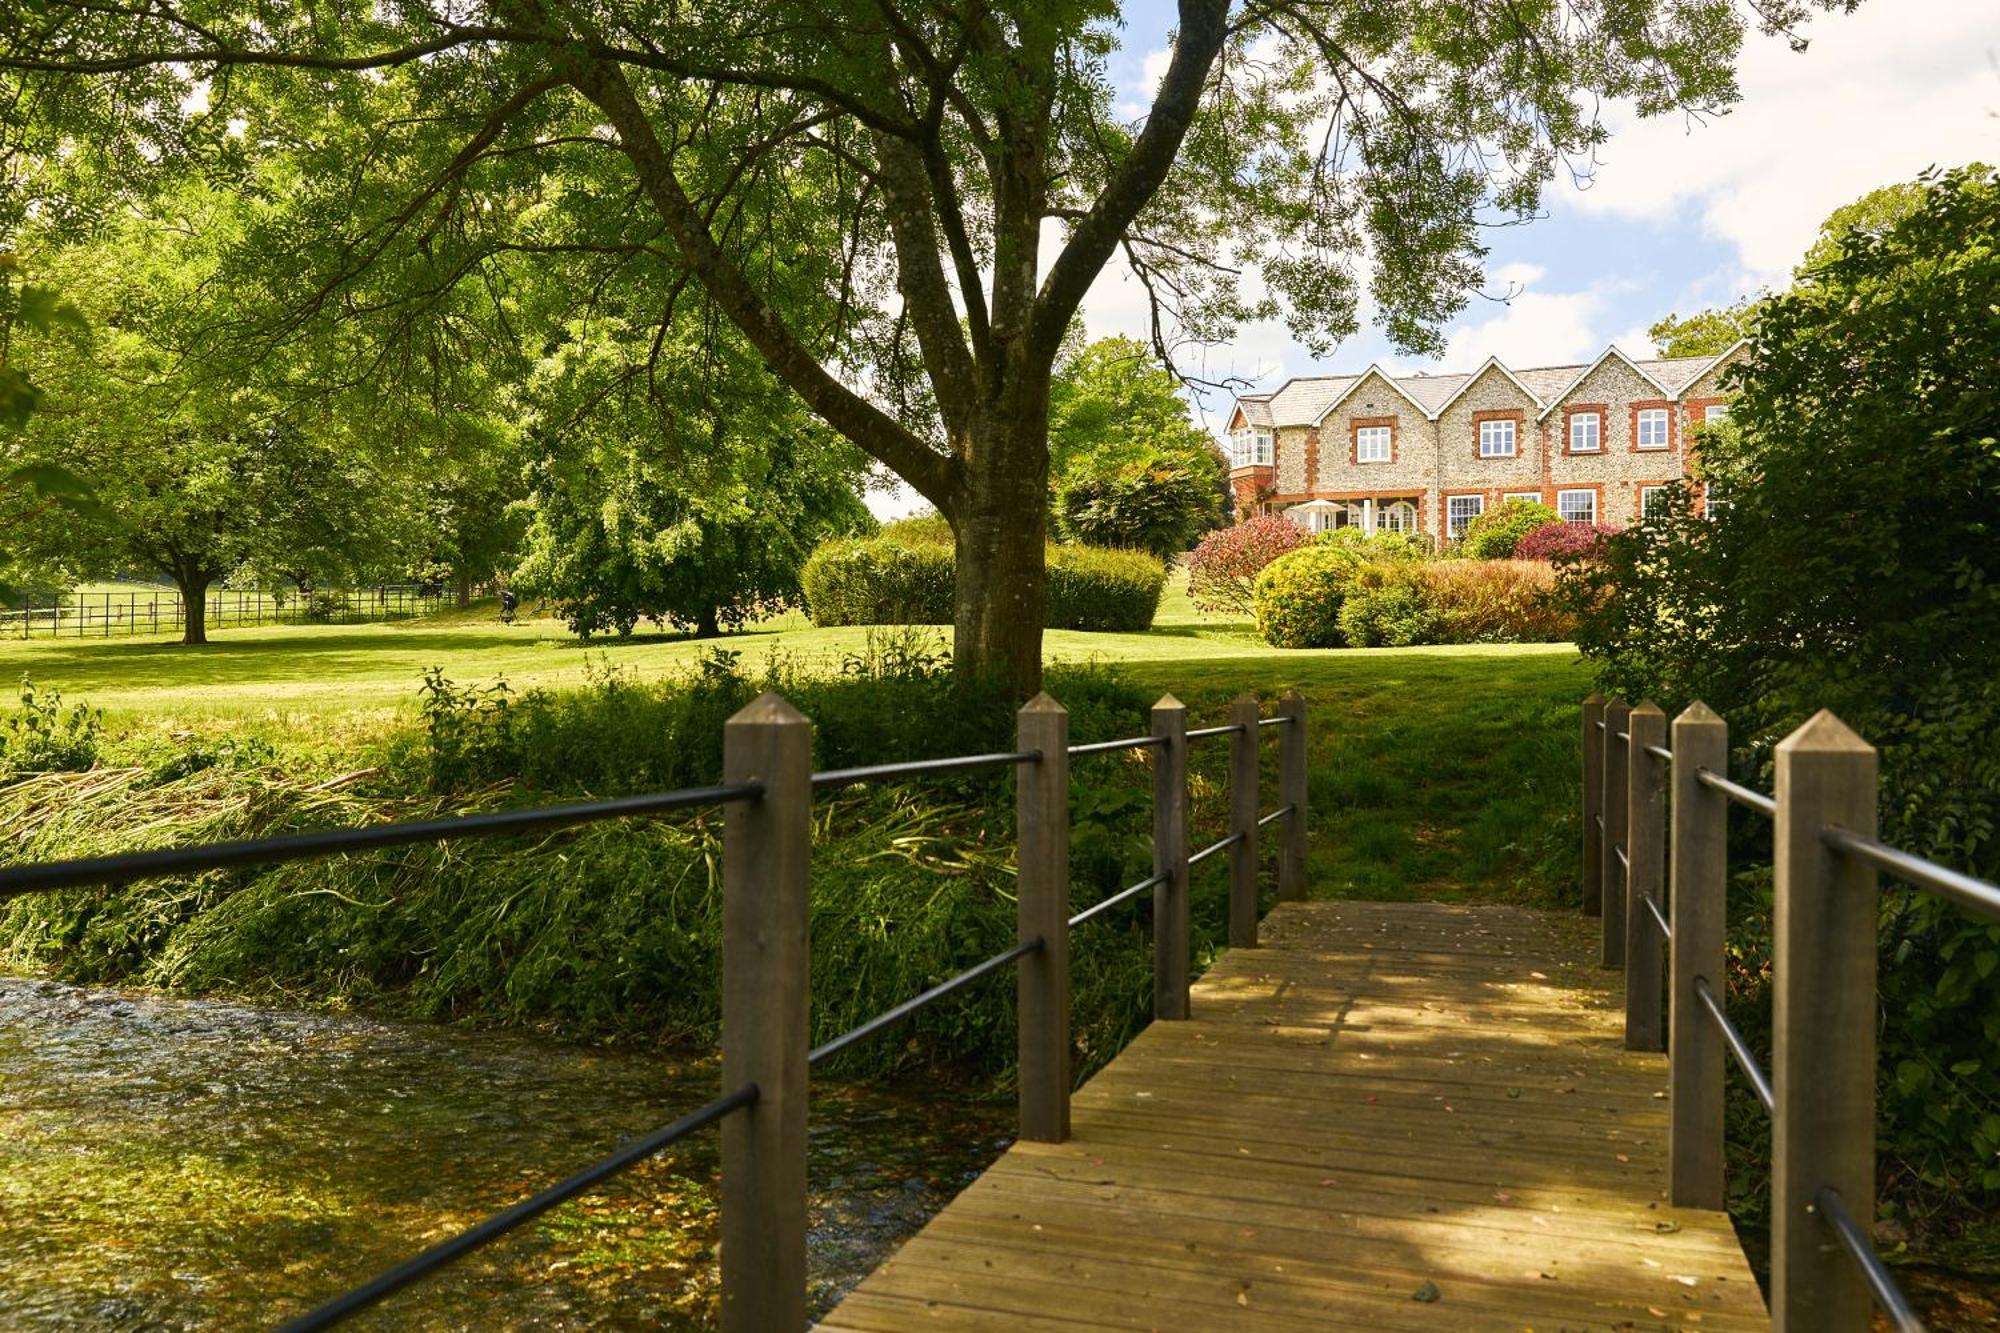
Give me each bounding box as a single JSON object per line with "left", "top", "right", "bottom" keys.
{"left": 1436, "top": 272, "right": 1639, "bottom": 369}
{"left": 1568, "top": 0, "right": 2000, "bottom": 281}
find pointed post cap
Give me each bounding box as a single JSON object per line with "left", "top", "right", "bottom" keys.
{"left": 1152, "top": 692, "right": 1185, "bottom": 712}
{"left": 1019, "top": 690, "right": 1066, "bottom": 715}
{"left": 1604, "top": 695, "right": 1631, "bottom": 711}
{"left": 1674, "top": 699, "right": 1724, "bottom": 726}
{"left": 1584, "top": 691, "right": 1604, "bottom": 706}
{"left": 1776, "top": 708, "right": 1874, "bottom": 756}
{"left": 1631, "top": 699, "right": 1665, "bottom": 719}
{"left": 726, "top": 691, "right": 809, "bottom": 728}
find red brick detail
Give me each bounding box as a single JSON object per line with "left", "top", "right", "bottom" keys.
{"left": 1229, "top": 467, "right": 1275, "bottom": 514}
{"left": 1350, "top": 415, "right": 1399, "bottom": 465}
{"left": 1629, "top": 399, "right": 1677, "bottom": 454}
{"left": 1561, "top": 402, "right": 1609, "bottom": 456}
{"left": 1470, "top": 408, "right": 1527, "bottom": 459}
{"left": 1683, "top": 397, "right": 1727, "bottom": 468}
{"left": 1303, "top": 427, "right": 1321, "bottom": 490}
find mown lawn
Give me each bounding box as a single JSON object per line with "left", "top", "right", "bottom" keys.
{"left": 1, "top": 578, "right": 1590, "bottom": 911}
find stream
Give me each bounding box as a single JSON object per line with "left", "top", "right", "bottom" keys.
{"left": 0, "top": 976, "right": 1013, "bottom": 1329}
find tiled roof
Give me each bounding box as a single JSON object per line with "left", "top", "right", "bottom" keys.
{"left": 1230, "top": 344, "right": 1740, "bottom": 427}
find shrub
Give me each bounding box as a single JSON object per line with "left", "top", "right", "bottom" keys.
{"left": 304, "top": 589, "right": 353, "bottom": 623}
{"left": 1186, "top": 516, "right": 1306, "bottom": 613}
{"left": 803, "top": 533, "right": 1164, "bottom": 632}
{"left": 1313, "top": 527, "right": 1428, "bottom": 562}
{"left": 0, "top": 679, "right": 101, "bottom": 776}
{"left": 1337, "top": 565, "right": 1439, "bottom": 647}
{"left": 1417, "top": 560, "right": 1574, "bottom": 643}
{"left": 1252, "top": 545, "right": 1367, "bottom": 648}
{"left": 1460, "top": 499, "right": 1562, "bottom": 559}
{"left": 1045, "top": 545, "right": 1168, "bottom": 631}
{"left": 879, "top": 514, "right": 953, "bottom": 546}
{"left": 1515, "top": 520, "right": 1619, "bottom": 562}
{"left": 1053, "top": 451, "right": 1223, "bottom": 559}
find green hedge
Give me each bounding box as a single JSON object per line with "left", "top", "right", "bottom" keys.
{"left": 1252, "top": 545, "right": 1365, "bottom": 648}
{"left": 803, "top": 533, "right": 1166, "bottom": 632}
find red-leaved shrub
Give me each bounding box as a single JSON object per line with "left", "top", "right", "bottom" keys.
{"left": 1514, "top": 520, "right": 1620, "bottom": 562}
{"left": 1188, "top": 515, "right": 1306, "bottom": 612}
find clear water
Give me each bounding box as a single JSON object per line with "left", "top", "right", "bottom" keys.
{"left": 0, "top": 977, "right": 1011, "bottom": 1329}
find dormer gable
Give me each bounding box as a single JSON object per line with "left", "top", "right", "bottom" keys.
{"left": 1309, "top": 365, "right": 1429, "bottom": 426}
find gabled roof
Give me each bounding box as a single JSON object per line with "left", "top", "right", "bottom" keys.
{"left": 1307, "top": 364, "right": 1434, "bottom": 426}
{"left": 1224, "top": 340, "right": 1747, "bottom": 431}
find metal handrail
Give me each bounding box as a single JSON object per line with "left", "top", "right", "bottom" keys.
{"left": 1187, "top": 832, "right": 1244, "bottom": 867}
{"left": 809, "top": 937, "right": 1043, "bottom": 1066}
{"left": 1067, "top": 734, "right": 1163, "bottom": 758}
{"left": 1614, "top": 843, "right": 1629, "bottom": 873}
{"left": 811, "top": 750, "right": 1039, "bottom": 791}
{"left": 1817, "top": 1186, "right": 1928, "bottom": 1332}
{"left": 1257, "top": 716, "right": 1291, "bottom": 728}
{"left": 1823, "top": 827, "right": 2000, "bottom": 923}
{"left": 1256, "top": 804, "right": 1295, "bottom": 829}
{"left": 1644, "top": 743, "right": 1673, "bottom": 764}
{"left": 1640, "top": 892, "right": 1671, "bottom": 941}
{"left": 0, "top": 783, "right": 765, "bottom": 900}
{"left": 1614, "top": 729, "right": 1630, "bottom": 742}
{"left": 1068, "top": 872, "right": 1165, "bottom": 929}
{"left": 1694, "top": 976, "right": 1775, "bottom": 1113}
{"left": 279, "top": 1083, "right": 758, "bottom": 1332}
{"left": 1186, "top": 723, "right": 1247, "bottom": 741}
{"left": 1594, "top": 719, "right": 1607, "bottom": 732}
{"left": 1696, "top": 768, "right": 1777, "bottom": 818}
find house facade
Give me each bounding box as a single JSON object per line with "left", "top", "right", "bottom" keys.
{"left": 1224, "top": 343, "right": 1744, "bottom": 542}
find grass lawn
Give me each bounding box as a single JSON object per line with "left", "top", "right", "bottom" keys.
{"left": 1, "top": 576, "right": 1591, "bottom": 908}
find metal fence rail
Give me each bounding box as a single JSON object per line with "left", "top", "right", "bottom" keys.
{"left": 3, "top": 585, "right": 452, "bottom": 639}
{"left": 3, "top": 686, "right": 1312, "bottom": 1331}
{"left": 1583, "top": 692, "right": 2000, "bottom": 1333}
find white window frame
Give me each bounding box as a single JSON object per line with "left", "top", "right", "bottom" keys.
{"left": 1379, "top": 500, "right": 1417, "bottom": 535}
{"left": 1635, "top": 408, "right": 1671, "bottom": 451}
{"left": 1705, "top": 483, "right": 1729, "bottom": 519}
{"left": 1355, "top": 425, "right": 1392, "bottom": 464}
{"left": 1447, "top": 494, "right": 1484, "bottom": 538}
{"left": 1704, "top": 403, "right": 1729, "bottom": 424}
{"left": 1568, "top": 411, "right": 1601, "bottom": 453}
{"left": 1228, "top": 427, "right": 1274, "bottom": 469}
{"left": 1477, "top": 418, "right": 1517, "bottom": 458}
{"left": 1640, "top": 485, "right": 1673, "bottom": 521}
{"left": 1557, "top": 489, "right": 1597, "bottom": 526}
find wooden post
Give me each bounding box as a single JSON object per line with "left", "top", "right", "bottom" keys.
{"left": 1600, "top": 698, "right": 1632, "bottom": 967}
{"left": 1772, "top": 711, "right": 1877, "bottom": 1333}
{"left": 1669, "top": 701, "right": 1729, "bottom": 1209}
{"left": 1152, "top": 694, "right": 1190, "bottom": 1021}
{"left": 1624, "top": 702, "right": 1667, "bottom": 1051}
{"left": 1228, "top": 693, "right": 1260, "bottom": 949}
{"left": 1277, "top": 690, "right": 1308, "bottom": 903}
{"left": 1582, "top": 693, "right": 1605, "bottom": 915}
{"left": 720, "top": 693, "right": 812, "bottom": 1333}
{"left": 1016, "top": 693, "right": 1071, "bottom": 1143}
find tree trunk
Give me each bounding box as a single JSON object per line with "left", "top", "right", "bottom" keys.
{"left": 696, "top": 605, "right": 721, "bottom": 639}
{"left": 951, "top": 401, "right": 1051, "bottom": 697}
{"left": 456, "top": 571, "right": 472, "bottom": 608}
{"left": 177, "top": 574, "right": 211, "bottom": 646}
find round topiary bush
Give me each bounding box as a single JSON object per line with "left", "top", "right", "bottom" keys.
{"left": 1252, "top": 545, "right": 1367, "bottom": 648}
{"left": 803, "top": 533, "right": 1166, "bottom": 632}
{"left": 1460, "top": 499, "right": 1562, "bottom": 559}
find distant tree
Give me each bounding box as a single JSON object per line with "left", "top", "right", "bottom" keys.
{"left": 1647, "top": 299, "right": 1758, "bottom": 359}
{"left": 513, "top": 323, "right": 872, "bottom": 638}
{"left": 0, "top": 254, "right": 96, "bottom": 600}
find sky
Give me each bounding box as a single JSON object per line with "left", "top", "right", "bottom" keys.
{"left": 869, "top": 0, "right": 2000, "bottom": 515}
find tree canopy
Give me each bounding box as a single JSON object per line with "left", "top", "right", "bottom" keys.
{"left": 0, "top": 0, "right": 1861, "bottom": 688}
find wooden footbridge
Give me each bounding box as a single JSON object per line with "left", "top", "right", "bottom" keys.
{"left": 6, "top": 689, "right": 1992, "bottom": 1330}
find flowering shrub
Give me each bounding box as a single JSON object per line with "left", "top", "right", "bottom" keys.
{"left": 1187, "top": 515, "right": 1306, "bottom": 612}
{"left": 1514, "top": 520, "right": 1620, "bottom": 562}
{"left": 1417, "top": 560, "right": 1575, "bottom": 643}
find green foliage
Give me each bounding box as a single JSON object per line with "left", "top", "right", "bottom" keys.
{"left": 1053, "top": 452, "right": 1221, "bottom": 558}
{"left": 1337, "top": 566, "right": 1438, "bottom": 647}
{"left": 804, "top": 533, "right": 1165, "bottom": 633}
{"left": 1459, "top": 499, "right": 1562, "bottom": 559}
{"left": 1312, "top": 528, "right": 1427, "bottom": 562}
{"left": 1562, "top": 165, "right": 2000, "bottom": 1212}
{"left": 1648, "top": 299, "right": 1758, "bottom": 358}
{"left": 0, "top": 677, "right": 99, "bottom": 776}
{"left": 1253, "top": 546, "right": 1367, "bottom": 648}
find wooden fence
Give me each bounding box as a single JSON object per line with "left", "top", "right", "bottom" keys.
{"left": 1584, "top": 694, "right": 2000, "bottom": 1333}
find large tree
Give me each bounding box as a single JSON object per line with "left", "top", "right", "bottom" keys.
{"left": 0, "top": 0, "right": 1856, "bottom": 691}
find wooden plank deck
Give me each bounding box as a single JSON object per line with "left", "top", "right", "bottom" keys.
{"left": 822, "top": 900, "right": 1769, "bottom": 1331}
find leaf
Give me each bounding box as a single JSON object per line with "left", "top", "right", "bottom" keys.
{"left": 1410, "top": 1280, "right": 1441, "bottom": 1304}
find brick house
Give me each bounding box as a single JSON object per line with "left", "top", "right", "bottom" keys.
{"left": 1224, "top": 342, "right": 1745, "bottom": 541}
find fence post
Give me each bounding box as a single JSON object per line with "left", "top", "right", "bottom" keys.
{"left": 1228, "top": 693, "right": 1260, "bottom": 948}
{"left": 1583, "top": 693, "right": 1604, "bottom": 915}
{"left": 1772, "top": 711, "right": 1877, "bottom": 1333}
{"left": 1016, "top": 693, "right": 1071, "bottom": 1143}
{"left": 720, "top": 693, "right": 812, "bottom": 1333}
{"left": 1600, "top": 697, "right": 1632, "bottom": 967}
{"left": 1152, "top": 694, "right": 1190, "bottom": 1021}
{"left": 1624, "top": 701, "right": 1667, "bottom": 1051}
{"left": 1669, "top": 701, "right": 1728, "bottom": 1209}
{"left": 1278, "top": 690, "right": 1308, "bottom": 903}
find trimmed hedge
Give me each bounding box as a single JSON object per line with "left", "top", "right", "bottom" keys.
{"left": 1251, "top": 545, "right": 1366, "bottom": 648}
{"left": 802, "top": 532, "right": 1166, "bottom": 632}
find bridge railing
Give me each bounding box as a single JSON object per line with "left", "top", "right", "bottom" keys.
{"left": 0, "top": 686, "right": 1309, "bottom": 1331}
{"left": 1583, "top": 694, "right": 2000, "bottom": 1333}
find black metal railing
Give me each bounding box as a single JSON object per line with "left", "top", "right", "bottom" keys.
{"left": 4, "top": 687, "right": 1311, "bottom": 1332}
